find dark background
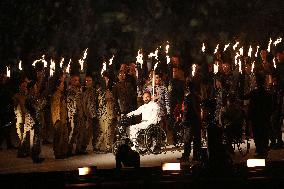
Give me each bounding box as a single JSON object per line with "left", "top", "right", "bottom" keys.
{"left": 0, "top": 0, "right": 283, "bottom": 72}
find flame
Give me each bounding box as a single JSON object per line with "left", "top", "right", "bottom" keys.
{"left": 192, "top": 64, "right": 197, "bottom": 77}
{"left": 6, "top": 66, "right": 10, "bottom": 77}
{"left": 148, "top": 48, "right": 159, "bottom": 60}
{"left": 101, "top": 61, "right": 107, "bottom": 76}
{"left": 66, "top": 59, "right": 71, "bottom": 74}
{"left": 136, "top": 49, "right": 143, "bottom": 67}
{"left": 233, "top": 42, "right": 239, "bottom": 50}
{"left": 213, "top": 62, "right": 219, "bottom": 74}
{"left": 273, "top": 37, "right": 282, "bottom": 46}
{"left": 235, "top": 52, "right": 240, "bottom": 65}
{"left": 60, "top": 58, "right": 65, "bottom": 68}
{"left": 273, "top": 58, "right": 277, "bottom": 68}
{"left": 224, "top": 43, "right": 230, "bottom": 51}
{"left": 50, "top": 59, "right": 56, "bottom": 77}
{"left": 109, "top": 55, "right": 114, "bottom": 66}
{"left": 214, "top": 44, "right": 219, "bottom": 54}
{"left": 255, "top": 46, "right": 259, "bottom": 57}
{"left": 32, "top": 55, "right": 48, "bottom": 68}
{"left": 154, "top": 62, "right": 158, "bottom": 71}
{"left": 19, "top": 60, "right": 22, "bottom": 71}
{"left": 79, "top": 48, "right": 88, "bottom": 71}
{"left": 239, "top": 47, "right": 244, "bottom": 56}
{"left": 238, "top": 59, "right": 242, "bottom": 74}
{"left": 202, "top": 43, "right": 206, "bottom": 52}
{"left": 267, "top": 38, "right": 272, "bottom": 52}
{"left": 165, "top": 42, "right": 170, "bottom": 64}
{"left": 165, "top": 42, "right": 170, "bottom": 54}
{"left": 248, "top": 45, "right": 253, "bottom": 57}
{"left": 251, "top": 61, "right": 255, "bottom": 73}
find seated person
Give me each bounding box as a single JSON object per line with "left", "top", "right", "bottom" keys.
{"left": 126, "top": 91, "right": 161, "bottom": 148}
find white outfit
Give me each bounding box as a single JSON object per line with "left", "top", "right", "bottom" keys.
{"left": 127, "top": 101, "right": 161, "bottom": 142}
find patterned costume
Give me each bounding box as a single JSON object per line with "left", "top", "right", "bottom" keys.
{"left": 51, "top": 89, "right": 68, "bottom": 158}
{"left": 94, "top": 88, "right": 116, "bottom": 152}
{"left": 67, "top": 86, "right": 84, "bottom": 154}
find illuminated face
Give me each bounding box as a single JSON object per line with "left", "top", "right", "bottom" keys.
{"left": 19, "top": 81, "right": 28, "bottom": 94}
{"left": 260, "top": 50, "right": 267, "bottom": 61}
{"left": 155, "top": 75, "right": 162, "bottom": 85}
{"left": 118, "top": 72, "right": 126, "bottom": 82}
{"left": 70, "top": 76, "right": 80, "bottom": 87}
{"left": 143, "top": 92, "right": 151, "bottom": 104}
{"left": 171, "top": 57, "right": 179, "bottom": 65}
{"left": 222, "top": 63, "right": 230, "bottom": 74}
{"left": 85, "top": 76, "right": 93, "bottom": 88}
{"left": 276, "top": 52, "right": 284, "bottom": 62}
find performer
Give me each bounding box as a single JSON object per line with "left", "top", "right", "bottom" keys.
{"left": 14, "top": 77, "right": 29, "bottom": 158}
{"left": 126, "top": 91, "right": 161, "bottom": 150}
{"left": 51, "top": 79, "right": 68, "bottom": 159}
{"left": 66, "top": 74, "right": 84, "bottom": 156}
{"left": 24, "top": 81, "right": 46, "bottom": 163}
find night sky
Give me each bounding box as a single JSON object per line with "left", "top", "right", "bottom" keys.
{"left": 0, "top": 0, "right": 283, "bottom": 72}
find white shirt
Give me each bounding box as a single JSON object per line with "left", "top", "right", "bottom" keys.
{"left": 127, "top": 101, "right": 161, "bottom": 125}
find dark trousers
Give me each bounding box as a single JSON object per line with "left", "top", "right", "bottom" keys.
{"left": 252, "top": 121, "right": 269, "bottom": 156}
{"left": 182, "top": 123, "right": 201, "bottom": 160}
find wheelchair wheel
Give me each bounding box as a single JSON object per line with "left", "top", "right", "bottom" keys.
{"left": 236, "top": 138, "right": 250, "bottom": 157}
{"left": 173, "top": 121, "right": 184, "bottom": 148}
{"left": 136, "top": 130, "right": 148, "bottom": 155}
{"left": 112, "top": 141, "right": 122, "bottom": 156}
{"left": 145, "top": 125, "right": 167, "bottom": 155}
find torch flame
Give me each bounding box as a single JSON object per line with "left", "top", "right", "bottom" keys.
{"left": 251, "top": 61, "right": 255, "bottom": 73}
{"left": 19, "top": 60, "right": 22, "bottom": 71}
{"left": 101, "top": 61, "right": 107, "bottom": 76}
{"left": 267, "top": 38, "right": 272, "bottom": 52}
{"left": 214, "top": 44, "right": 219, "bottom": 54}
{"left": 165, "top": 42, "right": 170, "bottom": 64}
{"left": 255, "top": 46, "right": 260, "bottom": 57}
{"left": 202, "top": 43, "right": 206, "bottom": 52}
{"left": 213, "top": 62, "right": 219, "bottom": 74}
{"left": 60, "top": 58, "right": 65, "bottom": 68}
{"left": 248, "top": 45, "right": 253, "bottom": 57}
{"left": 239, "top": 47, "right": 244, "bottom": 56}
{"left": 6, "top": 66, "right": 10, "bottom": 77}
{"left": 233, "top": 42, "right": 239, "bottom": 50}
{"left": 273, "top": 37, "right": 282, "bottom": 46}
{"left": 66, "top": 59, "right": 71, "bottom": 74}
{"left": 50, "top": 59, "right": 56, "bottom": 77}
{"left": 148, "top": 48, "right": 159, "bottom": 60}
{"left": 136, "top": 50, "right": 143, "bottom": 67}
{"left": 79, "top": 48, "right": 88, "bottom": 71}
{"left": 32, "top": 55, "right": 48, "bottom": 68}
{"left": 109, "top": 55, "right": 114, "bottom": 66}
{"left": 224, "top": 43, "right": 230, "bottom": 51}
{"left": 235, "top": 52, "right": 240, "bottom": 65}
{"left": 238, "top": 59, "right": 242, "bottom": 74}
{"left": 192, "top": 64, "right": 197, "bottom": 77}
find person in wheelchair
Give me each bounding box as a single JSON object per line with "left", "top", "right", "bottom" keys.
{"left": 221, "top": 96, "right": 245, "bottom": 154}
{"left": 125, "top": 91, "right": 161, "bottom": 150}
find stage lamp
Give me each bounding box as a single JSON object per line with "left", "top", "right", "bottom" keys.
{"left": 247, "top": 159, "right": 266, "bottom": 168}
{"left": 162, "top": 163, "right": 181, "bottom": 171}
{"left": 78, "top": 167, "right": 92, "bottom": 176}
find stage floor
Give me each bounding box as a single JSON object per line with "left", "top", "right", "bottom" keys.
{"left": 1, "top": 139, "right": 284, "bottom": 174}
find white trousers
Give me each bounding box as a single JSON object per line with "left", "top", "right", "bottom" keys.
{"left": 129, "top": 121, "right": 150, "bottom": 141}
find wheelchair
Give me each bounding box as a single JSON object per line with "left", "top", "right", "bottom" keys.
{"left": 135, "top": 123, "right": 167, "bottom": 155}
{"left": 222, "top": 121, "right": 250, "bottom": 157}
{"left": 112, "top": 114, "right": 167, "bottom": 155}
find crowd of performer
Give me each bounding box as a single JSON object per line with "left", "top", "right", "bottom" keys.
{"left": 0, "top": 44, "right": 284, "bottom": 163}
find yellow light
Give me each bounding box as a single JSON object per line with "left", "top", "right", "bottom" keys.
{"left": 162, "top": 163, "right": 181, "bottom": 171}
{"left": 247, "top": 159, "right": 266, "bottom": 168}
{"left": 78, "top": 167, "right": 92, "bottom": 176}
